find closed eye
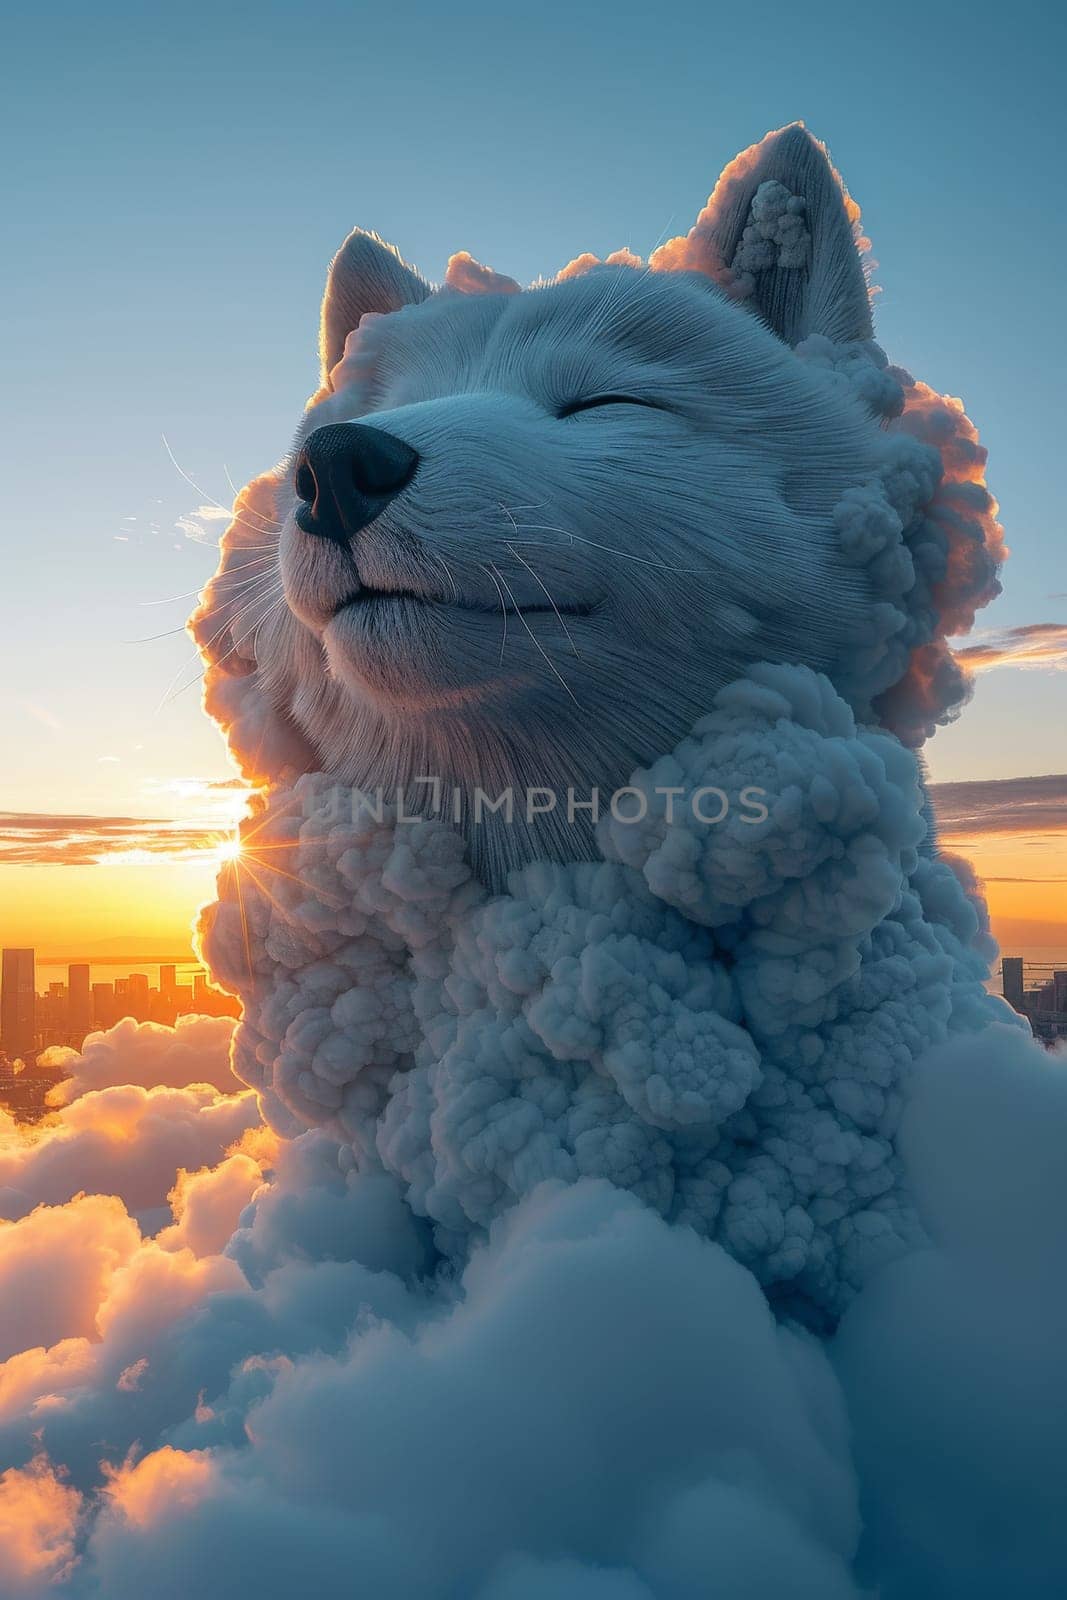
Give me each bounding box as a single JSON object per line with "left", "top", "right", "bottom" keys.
{"left": 557, "top": 394, "right": 663, "bottom": 418}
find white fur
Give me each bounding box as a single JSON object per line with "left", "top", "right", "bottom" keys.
{"left": 193, "top": 128, "right": 1001, "bottom": 890}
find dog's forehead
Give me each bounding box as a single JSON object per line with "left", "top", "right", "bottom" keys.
{"left": 369, "top": 267, "right": 727, "bottom": 399}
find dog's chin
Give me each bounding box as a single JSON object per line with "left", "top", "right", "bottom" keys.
{"left": 322, "top": 596, "right": 529, "bottom": 715}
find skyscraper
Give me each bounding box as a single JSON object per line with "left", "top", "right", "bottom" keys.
{"left": 92, "top": 981, "right": 115, "bottom": 1029}
{"left": 1, "top": 948, "right": 37, "bottom": 1060}
{"left": 1002, "top": 956, "right": 1025, "bottom": 1013}
{"left": 127, "top": 973, "right": 150, "bottom": 1019}
{"left": 69, "top": 963, "right": 91, "bottom": 1038}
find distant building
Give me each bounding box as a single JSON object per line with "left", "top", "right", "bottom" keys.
{"left": 69, "top": 963, "right": 91, "bottom": 1037}
{"left": 1002, "top": 956, "right": 1067, "bottom": 1046}
{"left": 92, "top": 981, "right": 115, "bottom": 1029}
{"left": 1002, "top": 956, "right": 1024, "bottom": 1012}
{"left": 191, "top": 969, "right": 240, "bottom": 1019}
{"left": 1, "top": 952, "right": 238, "bottom": 1125}
{"left": 124, "top": 973, "right": 150, "bottom": 1021}
{"left": 36, "top": 980, "right": 71, "bottom": 1048}
{"left": 1, "top": 948, "right": 36, "bottom": 1061}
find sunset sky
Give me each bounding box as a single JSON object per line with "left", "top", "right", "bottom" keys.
{"left": 1, "top": 0, "right": 1063, "bottom": 958}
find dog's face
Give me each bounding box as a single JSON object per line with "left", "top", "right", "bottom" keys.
{"left": 194, "top": 126, "right": 932, "bottom": 887}
{"left": 280, "top": 270, "right": 880, "bottom": 733}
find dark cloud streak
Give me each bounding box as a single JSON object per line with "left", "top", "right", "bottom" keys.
{"left": 955, "top": 622, "right": 1067, "bottom": 673}
{"left": 4, "top": 774, "right": 1066, "bottom": 868}
{"left": 0, "top": 812, "right": 221, "bottom": 866}
{"left": 931, "top": 773, "right": 1067, "bottom": 837}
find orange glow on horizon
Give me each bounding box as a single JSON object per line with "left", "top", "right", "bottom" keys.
{"left": 2, "top": 821, "right": 1063, "bottom": 966}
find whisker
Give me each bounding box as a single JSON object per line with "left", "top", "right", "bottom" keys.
{"left": 490, "top": 561, "right": 579, "bottom": 707}
{"left": 500, "top": 503, "right": 582, "bottom": 655}
{"left": 186, "top": 578, "right": 288, "bottom": 631}
{"left": 191, "top": 571, "right": 285, "bottom": 612}
{"left": 202, "top": 542, "right": 281, "bottom": 552}
{"left": 508, "top": 521, "right": 710, "bottom": 577}
{"left": 191, "top": 580, "right": 284, "bottom": 648}
{"left": 427, "top": 548, "right": 460, "bottom": 603}
{"left": 223, "top": 463, "right": 250, "bottom": 506}
{"left": 480, "top": 563, "right": 509, "bottom": 665}
{"left": 167, "top": 564, "right": 281, "bottom": 603}
{"left": 154, "top": 582, "right": 284, "bottom": 711}
{"left": 199, "top": 560, "right": 281, "bottom": 587}
{"left": 179, "top": 525, "right": 275, "bottom": 547}
{"left": 505, "top": 540, "right": 581, "bottom": 658}
{"left": 161, "top": 434, "right": 283, "bottom": 535}
{"left": 138, "top": 574, "right": 264, "bottom": 608}
{"left": 158, "top": 589, "right": 287, "bottom": 712}
{"left": 125, "top": 624, "right": 196, "bottom": 643}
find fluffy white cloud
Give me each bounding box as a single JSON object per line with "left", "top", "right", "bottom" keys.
{"left": 200, "top": 665, "right": 1014, "bottom": 1323}
{"left": 1, "top": 1079, "right": 260, "bottom": 1229}
{"left": 1, "top": 1020, "right": 1062, "bottom": 1597}
{"left": 836, "top": 1025, "right": 1067, "bottom": 1598}
{"left": 46, "top": 1015, "right": 241, "bottom": 1104}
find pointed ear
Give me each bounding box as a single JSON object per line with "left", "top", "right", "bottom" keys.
{"left": 652, "top": 124, "right": 872, "bottom": 347}
{"left": 319, "top": 229, "right": 430, "bottom": 382}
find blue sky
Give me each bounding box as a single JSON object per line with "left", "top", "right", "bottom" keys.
{"left": 1, "top": 0, "right": 1064, "bottom": 829}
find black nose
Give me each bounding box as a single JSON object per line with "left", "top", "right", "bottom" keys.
{"left": 293, "top": 423, "right": 419, "bottom": 544}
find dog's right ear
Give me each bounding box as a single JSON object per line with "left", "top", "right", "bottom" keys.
{"left": 319, "top": 229, "right": 430, "bottom": 384}
{"left": 652, "top": 124, "right": 872, "bottom": 348}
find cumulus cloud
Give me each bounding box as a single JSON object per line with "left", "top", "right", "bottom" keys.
{"left": 0, "top": 1019, "right": 257, "bottom": 1228}
{"left": 836, "top": 1025, "right": 1067, "bottom": 1597}
{"left": 0, "top": 1193, "right": 141, "bottom": 1359}
{"left": 0, "top": 1023, "right": 1063, "bottom": 1595}
{"left": 0, "top": 1455, "right": 82, "bottom": 1594}
{"left": 827, "top": 373, "right": 1006, "bottom": 747}
{"left": 0, "top": 1160, "right": 864, "bottom": 1597}
{"left": 156, "top": 1153, "right": 265, "bottom": 1257}
{"left": 555, "top": 247, "right": 644, "bottom": 281}
{"left": 47, "top": 1015, "right": 242, "bottom": 1104}
{"left": 0, "top": 1081, "right": 260, "bottom": 1228}
{"left": 443, "top": 252, "right": 521, "bottom": 296}
{"left": 197, "top": 665, "right": 1014, "bottom": 1326}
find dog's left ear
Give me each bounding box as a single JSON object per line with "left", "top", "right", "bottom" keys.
{"left": 653, "top": 123, "right": 872, "bottom": 347}
{"left": 319, "top": 229, "right": 430, "bottom": 383}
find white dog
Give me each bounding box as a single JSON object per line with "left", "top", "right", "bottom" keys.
{"left": 194, "top": 123, "right": 1000, "bottom": 890}
{"left": 196, "top": 125, "right": 1010, "bottom": 1325}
